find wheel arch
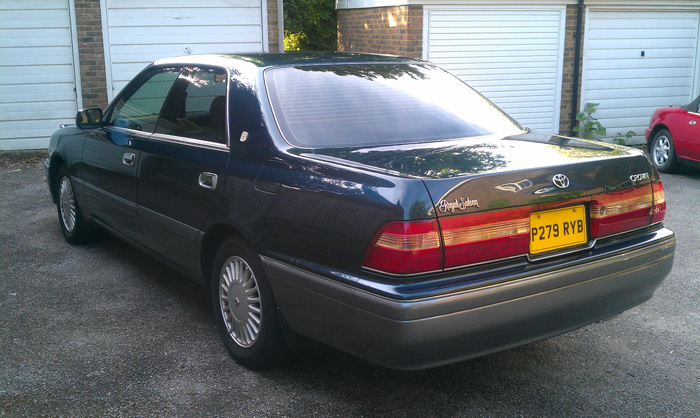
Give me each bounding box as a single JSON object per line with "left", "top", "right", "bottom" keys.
{"left": 199, "top": 223, "right": 256, "bottom": 289}
{"left": 48, "top": 153, "right": 69, "bottom": 204}
{"left": 647, "top": 124, "right": 670, "bottom": 152}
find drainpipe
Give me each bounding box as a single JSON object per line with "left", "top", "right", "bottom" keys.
{"left": 278, "top": 0, "right": 284, "bottom": 53}
{"left": 571, "top": 0, "right": 584, "bottom": 134}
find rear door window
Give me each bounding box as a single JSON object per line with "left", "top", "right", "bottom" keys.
{"left": 155, "top": 66, "right": 228, "bottom": 144}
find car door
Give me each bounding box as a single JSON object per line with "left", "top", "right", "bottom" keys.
{"left": 81, "top": 66, "right": 181, "bottom": 243}
{"left": 133, "top": 66, "right": 230, "bottom": 273}
{"left": 677, "top": 102, "right": 700, "bottom": 161}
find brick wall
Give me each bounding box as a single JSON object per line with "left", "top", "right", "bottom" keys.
{"left": 337, "top": 6, "right": 423, "bottom": 58}
{"left": 267, "top": 0, "right": 280, "bottom": 53}
{"left": 74, "top": 0, "right": 108, "bottom": 110}
{"left": 559, "top": 4, "right": 585, "bottom": 136}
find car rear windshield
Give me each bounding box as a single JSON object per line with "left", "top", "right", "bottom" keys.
{"left": 264, "top": 63, "right": 523, "bottom": 148}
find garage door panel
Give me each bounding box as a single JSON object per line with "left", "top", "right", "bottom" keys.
{"left": 2, "top": 73, "right": 76, "bottom": 86}
{"left": 0, "top": 64, "right": 74, "bottom": 77}
{"left": 0, "top": 46, "right": 73, "bottom": 60}
{"left": 427, "top": 7, "right": 564, "bottom": 133}
{"left": 586, "top": 76, "right": 693, "bottom": 91}
{"left": 107, "top": 11, "right": 260, "bottom": 27}
{"left": 111, "top": 0, "right": 259, "bottom": 8}
{"left": 586, "top": 47, "right": 696, "bottom": 60}
{"left": 0, "top": 0, "right": 77, "bottom": 150}
{"left": 585, "top": 85, "right": 693, "bottom": 99}
{"left": 456, "top": 72, "right": 557, "bottom": 83}
{"left": 109, "top": 43, "right": 263, "bottom": 67}
{"left": 0, "top": 91, "right": 77, "bottom": 105}
{"left": 587, "top": 27, "right": 697, "bottom": 41}
{"left": 586, "top": 11, "right": 696, "bottom": 27}
{"left": 586, "top": 67, "right": 694, "bottom": 81}
{"left": 1, "top": 105, "right": 78, "bottom": 123}
{"left": 0, "top": 37, "right": 73, "bottom": 48}
{"left": 111, "top": 29, "right": 254, "bottom": 46}
{"left": 586, "top": 38, "right": 696, "bottom": 51}
{"left": 0, "top": 0, "right": 66, "bottom": 9}
{"left": 104, "top": 0, "right": 264, "bottom": 99}
{"left": 584, "top": 57, "right": 695, "bottom": 71}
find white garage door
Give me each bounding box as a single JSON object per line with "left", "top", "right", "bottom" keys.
{"left": 104, "top": 0, "right": 265, "bottom": 99}
{"left": 425, "top": 7, "right": 566, "bottom": 133}
{"left": 0, "top": 0, "right": 79, "bottom": 150}
{"left": 581, "top": 10, "right": 700, "bottom": 143}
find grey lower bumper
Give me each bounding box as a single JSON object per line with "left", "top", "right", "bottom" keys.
{"left": 263, "top": 228, "right": 675, "bottom": 370}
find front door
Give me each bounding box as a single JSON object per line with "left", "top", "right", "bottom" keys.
{"left": 81, "top": 67, "right": 181, "bottom": 243}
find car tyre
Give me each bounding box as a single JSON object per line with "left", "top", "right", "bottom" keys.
{"left": 55, "top": 165, "right": 89, "bottom": 244}
{"left": 211, "top": 238, "right": 286, "bottom": 368}
{"left": 650, "top": 129, "right": 678, "bottom": 173}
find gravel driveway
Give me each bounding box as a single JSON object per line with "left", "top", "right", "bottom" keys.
{"left": 1, "top": 151, "right": 698, "bottom": 417}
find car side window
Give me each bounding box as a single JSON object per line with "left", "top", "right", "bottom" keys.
{"left": 108, "top": 68, "right": 181, "bottom": 132}
{"left": 155, "top": 66, "right": 228, "bottom": 144}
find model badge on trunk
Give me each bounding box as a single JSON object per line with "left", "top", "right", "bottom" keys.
{"left": 437, "top": 197, "right": 479, "bottom": 213}
{"left": 552, "top": 174, "right": 570, "bottom": 189}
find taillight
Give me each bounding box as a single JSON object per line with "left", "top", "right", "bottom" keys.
{"left": 439, "top": 206, "right": 533, "bottom": 268}
{"left": 651, "top": 181, "right": 666, "bottom": 223}
{"left": 590, "top": 183, "right": 658, "bottom": 237}
{"left": 362, "top": 219, "right": 443, "bottom": 275}
{"left": 365, "top": 181, "right": 667, "bottom": 275}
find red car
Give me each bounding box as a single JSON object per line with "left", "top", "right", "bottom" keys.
{"left": 646, "top": 94, "right": 700, "bottom": 173}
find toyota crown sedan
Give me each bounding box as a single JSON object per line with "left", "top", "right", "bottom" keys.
{"left": 45, "top": 53, "right": 675, "bottom": 370}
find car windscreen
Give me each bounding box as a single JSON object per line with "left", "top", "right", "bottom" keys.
{"left": 265, "top": 64, "right": 523, "bottom": 148}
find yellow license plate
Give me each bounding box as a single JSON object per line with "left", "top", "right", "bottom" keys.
{"left": 530, "top": 205, "right": 587, "bottom": 254}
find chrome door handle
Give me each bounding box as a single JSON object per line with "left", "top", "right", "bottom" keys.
{"left": 198, "top": 172, "right": 218, "bottom": 190}
{"left": 122, "top": 153, "right": 136, "bottom": 166}
{"left": 690, "top": 120, "right": 697, "bottom": 125}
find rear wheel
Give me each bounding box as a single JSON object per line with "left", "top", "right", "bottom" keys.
{"left": 650, "top": 129, "right": 678, "bottom": 173}
{"left": 56, "top": 166, "right": 89, "bottom": 244}
{"left": 211, "top": 238, "right": 286, "bottom": 368}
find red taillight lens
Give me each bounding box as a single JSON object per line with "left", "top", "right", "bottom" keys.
{"left": 651, "top": 181, "right": 666, "bottom": 223}
{"left": 439, "top": 206, "right": 533, "bottom": 268}
{"left": 590, "top": 184, "right": 653, "bottom": 237}
{"left": 362, "top": 219, "right": 443, "bottom": 275}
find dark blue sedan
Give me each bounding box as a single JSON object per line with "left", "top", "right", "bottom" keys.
{"left": 45, "top": 53, "right": 675, "bottom": 370}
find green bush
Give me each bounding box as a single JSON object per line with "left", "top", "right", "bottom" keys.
{"left": 573, "top": 102, "right": 606, "bottom": 140}
{"left": 284, "top": 0, "right": 337, "bottom": 51}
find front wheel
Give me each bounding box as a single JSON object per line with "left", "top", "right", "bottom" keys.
{"left": 211, "top": 238, "right": 286, "bottom": 368}
{"left": 650, "top": 129, "right": 678, "bottom": 173}
{"left": 55, "top": 166, "right": 89, "bottom": 244}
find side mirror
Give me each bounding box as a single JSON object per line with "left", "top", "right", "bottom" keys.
{"left": 76, "top": 108, "right": 103, "bottom": 129}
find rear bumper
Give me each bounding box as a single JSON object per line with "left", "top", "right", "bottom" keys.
{"left": 263, "top": 227, "right": 675, "bottom": 370}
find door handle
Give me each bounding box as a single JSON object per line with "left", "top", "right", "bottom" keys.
{"left": 690, "top": 120, "right": 697, "bottom": 125}
{"left": 198, "top": 172, "right": 218, "bottom": 190}
{"left": 122, "top": 153, "right": 136, "bottom": 166}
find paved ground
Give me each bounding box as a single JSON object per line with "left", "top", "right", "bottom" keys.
{"left": 1, "top": 151, "right": 698, "bottom": 417}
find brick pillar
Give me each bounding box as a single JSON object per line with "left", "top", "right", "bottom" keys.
{"left": 74, "top": 0, "right": 108, "bottom": 109}
{"left": 559, "top": 4, "right": 585, "bottom": 136}
{"left": 267, "top": 0, "right": 280, "bottom": 53}
{"left": 338, "top": 6, "right": 423, "bottom": 59}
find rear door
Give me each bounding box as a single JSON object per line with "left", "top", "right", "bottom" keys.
{"left": 134, "top": 66, "right": 230, "bottom": 273}
{"left": 81, "top": 66, "right": 181, "bottom": 242}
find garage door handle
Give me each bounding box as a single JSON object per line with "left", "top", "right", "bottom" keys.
{"left": 198, "top": 172, "right": 218, "bottom": 190}
{"left": 122, "top": 153, "right": 136, "bottom": 166}
{"left": 690, "top": 121, "right": 697, "bottom": 125}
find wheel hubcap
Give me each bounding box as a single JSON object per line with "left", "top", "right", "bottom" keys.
{"left": 653, "top": 136, "right": 670, "bottom": 166}
{"left": 219, "top": 256, "right": 262, "bottom": 348}
{"left": 59, "top": 176, "right": 76, "bottom": 233}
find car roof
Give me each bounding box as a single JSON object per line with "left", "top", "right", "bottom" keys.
{"left": 153, "top": 52, "right": 423, "bottom": 70}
